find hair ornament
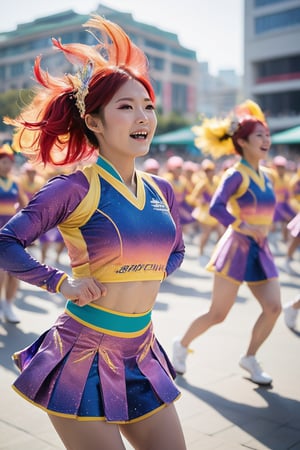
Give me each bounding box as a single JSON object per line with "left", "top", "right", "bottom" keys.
{"left": 73, "top": 61, "right": 94, "bottom": 118}
{"left": 234, "top": 99, "right": 266, "bottom": 124}
{"left": 193, "top": 116, "right": 235, "bottom": 159}
{"left": 3, "top": 15, "right": 153, "bottom": 166}
{"left": 227, "top": 115, "right": 240, "bottom": 136}
{"left": 193, "top": 99, "right": 267, "bottom": 159}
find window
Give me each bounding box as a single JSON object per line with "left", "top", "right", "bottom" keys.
{"left": 144, "top": 39, "right": 166, "bottom": 51}
{"left": 257, "top": 91, "right": 300, "bottom": 116}
{"left": 255, "top": 0, "right": 291, "bottom": 7}
{"left": 172, "top": 83, "right": 187, "bottom": 113}
{"left": 256, "top": 56, "right": 300, "bottom": 82}
{"left": 172, "top": 63, "right": 190, "bottom": 76}
{"left": 148, "top": 55, "right": 165, "bottom": 71}
{"left": 256, "top": 7, "right": 300, "bottom": 33}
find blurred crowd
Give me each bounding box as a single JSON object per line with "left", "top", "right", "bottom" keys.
{"left": 0, "top": 145, "right": 300, "bottom": 328}
{"left": 142, "top": 152, "right": 300, "bottom": 264}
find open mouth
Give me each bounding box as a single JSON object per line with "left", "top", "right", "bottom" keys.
{"left": 130, "top": 131, "right": 148, "bottom": 140}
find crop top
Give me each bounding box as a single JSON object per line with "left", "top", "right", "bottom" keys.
{"left": 210, "top": 160, "right": 276, "bottom": 230}
{"left": 0, "top": 156, "right": 185, "bottom": 292}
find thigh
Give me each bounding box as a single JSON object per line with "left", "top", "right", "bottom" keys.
{"left": 49, "top": 415, "right": 126, "bottom": 450}
{"left": 248, "top": 279, "right": 281, "bottom": 310}
{"left": 210, "top": 275, "right": 240, "bottom": 316}
{"left": 120, "top": 404, "right": 186, "bottom": 450}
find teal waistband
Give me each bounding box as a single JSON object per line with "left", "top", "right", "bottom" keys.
{"left": 65, "top": 301, "right": 152, "bottom": 334}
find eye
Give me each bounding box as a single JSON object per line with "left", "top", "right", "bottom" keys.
{"left": 146, "top": 104, "right": 155, "bottom": 110}
{"left": 118, "top": 104, "right": 133, "bottom": 110}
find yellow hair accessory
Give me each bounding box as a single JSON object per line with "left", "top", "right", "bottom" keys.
{"left": 234, "top": 99, "right": 266, "bottom": 124}
{"left": 193, "top": 99, "right": 266, "bottom": 159}
{"left": 193, "top": 116, "right": 234, "bottom": 159}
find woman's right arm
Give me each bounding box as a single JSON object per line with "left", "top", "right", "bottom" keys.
{"left": 0, "top": 171, "right": 89, "bottom": 293}
{"left": 209, "top": 169, "right": 243, "bottom": 227}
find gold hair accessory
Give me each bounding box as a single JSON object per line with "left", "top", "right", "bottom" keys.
{"left": 73, "top": 61, "right": 94, "bottom": 118}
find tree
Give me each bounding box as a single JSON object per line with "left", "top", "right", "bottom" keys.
{"left": 156, "top": 111, "right": 193, "bottom": 135}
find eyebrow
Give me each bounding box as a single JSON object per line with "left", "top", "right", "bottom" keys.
{"left": 115, "top": 97, "right": 152, "bottom": 103}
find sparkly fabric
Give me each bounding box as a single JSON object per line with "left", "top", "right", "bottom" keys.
{"left": 58, "top": 160, "right": 184, "bottom": 282}
{"left": 0, "top": 158, "right": 184, "bottom": 291}
{"left": 12, "top": 312, "right": 180, "bottom": 422}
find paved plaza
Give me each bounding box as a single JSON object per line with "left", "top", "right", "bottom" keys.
{"left": 1, "top": 235, "right": 300, "bottom": 449}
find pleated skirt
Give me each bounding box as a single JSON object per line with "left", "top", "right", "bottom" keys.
{"left": 12, "top": 302, "right": 180, "bottom": 423}
{"left": 206, "top": 228, "right": 278, "bottom": 284}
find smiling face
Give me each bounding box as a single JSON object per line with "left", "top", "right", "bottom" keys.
{"left": 237, "top": 122, "right": 271, "bottom": 167}
{"left": 86, "top": 78, "right": 157, "bottom": 167}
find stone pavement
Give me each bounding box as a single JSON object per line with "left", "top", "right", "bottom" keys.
{"left": 0, "top": 235, "right": 300, "bottom": 449}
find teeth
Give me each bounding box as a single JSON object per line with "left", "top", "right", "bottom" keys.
{"left": 131, "top": 132, "right": 147, "bottom": 138}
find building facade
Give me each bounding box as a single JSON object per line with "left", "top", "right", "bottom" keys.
{"left": 244, "top": 0, "right": 300, "bottom": 132}
{"left": 0, "top": 5, "right": 199, "bottom": 121}
{"left": 197, "top": 63, "right": 243, "bottom": 118}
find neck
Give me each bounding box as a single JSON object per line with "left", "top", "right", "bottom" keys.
{"left": 241, "top": 157, "right": 259, "bottom": 172}
{"left": 97, "top": 154, "right": 136, "bottom": 191}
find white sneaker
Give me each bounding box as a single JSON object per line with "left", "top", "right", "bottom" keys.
{"left": 2, "top": 301, "right": 20, "bottom": 324}
{"left": 239, "top": 355, "right": 272, "bottom": 385}
{"left": 172, "top": 337, "right": 189, "bottom": 375}
{"left": 283, "top": 303, "right": 298, "bottom": 329}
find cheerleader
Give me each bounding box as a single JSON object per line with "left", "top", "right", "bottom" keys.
{"left": 0, "top": 16, "right": 186, "bottom": 450}
{"left": 173, "top": 100, "right": 281, "bottom": 385}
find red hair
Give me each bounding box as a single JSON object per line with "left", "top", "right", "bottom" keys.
{"left": 232, "top": 117, "right": 268, "bottom": 156}
{"left": 4, "top": 16, "right": 155, "bottom": 166}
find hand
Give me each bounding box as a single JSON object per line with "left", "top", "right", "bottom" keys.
{"left": 239, "top": 223, "right": 266, "bottom": 246}
{"left": 59, "top": 277, "right": 107, "bottom": 306}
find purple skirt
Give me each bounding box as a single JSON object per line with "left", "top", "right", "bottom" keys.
{"left": 12, "top": 307, "right": 180, "bottom": 423}
{"left": 206, "top": 228, "right": 278, "bottom": 284}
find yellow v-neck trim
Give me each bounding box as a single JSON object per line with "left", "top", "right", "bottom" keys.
{"left": 238, "top": 163, "right": 266, "bottom": 191}
{"left": 94, "top": 164, "right": 146, "bottom": 210}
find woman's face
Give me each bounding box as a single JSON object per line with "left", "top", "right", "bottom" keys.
{"left": 0, "top": 156, "right": 14, "bottom": 177}
{"left": 239, "top": 122, "right": 271, "bottom": 161}
{"left": 88, "top": 78, "right": 157, "bottom": 164}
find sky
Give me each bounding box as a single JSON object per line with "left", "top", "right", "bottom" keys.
{"left": 0, "top": 0, "right": 244, "bottom": 75}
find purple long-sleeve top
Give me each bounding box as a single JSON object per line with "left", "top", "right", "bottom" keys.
{"left": 209, "top": 160, "right": 276, "bottom": 229}
{"left": 0, "top": 159, "right": 185, "bottom": 292}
